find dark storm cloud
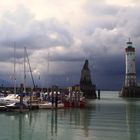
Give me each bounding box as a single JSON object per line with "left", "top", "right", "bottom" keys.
{"left": 0, "top": 1, "right": 140, "bottom": 90}
{"left": 87, "top": 54, "right": 125, "bottom": 90}
{"left": 77, "top": 6, "right": 140, "bottom": 89}
{"left": 0, "top": 18, "right": 73, "bottom": 49}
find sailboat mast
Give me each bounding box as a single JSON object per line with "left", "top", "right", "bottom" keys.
{"left": 47, "top": 52, "right": 50, "bottom": 88}
{"left": 25, "top": 47, "right": 36, "bottom": 88}
{"left": 14, "top": 43, "right": 16, "bottom": 95}
{"left": 23, "top": 47, "right": 26, "bottom": 93}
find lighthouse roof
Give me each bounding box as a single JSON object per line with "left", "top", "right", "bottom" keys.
{"left": 126, "top": 41, "right": 132, "bottom": 45}
{"left": 125, "top": 38, "right": 135, "bottom": 52}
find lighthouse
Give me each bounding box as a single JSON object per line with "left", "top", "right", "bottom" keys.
{"left": 120, "top": 39, "right": 140, "bottom": 97}
{"left": 125, "top": 39, "right": 136, "bottom": 87}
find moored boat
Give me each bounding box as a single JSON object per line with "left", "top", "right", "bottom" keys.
{"left": 64, "top": 99, "right": 87, "bottom": 108}
{"left": 0, "top": 94, "right": 19, "bottom": 106}
{"left": 63, "top": 91, "right": 87, "bottom": 108}
{"left": 0, "top": 106, "right": 7, "bottom": 111}
{"left": 39, "top": 101, "right": 64, "bottom": 109}
{"left": 6, "top": 102, "right": 29, "bottom": 112}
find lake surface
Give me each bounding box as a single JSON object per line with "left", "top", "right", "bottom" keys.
{"left": 0, "top": 91, "right": 140, "bottom": 140}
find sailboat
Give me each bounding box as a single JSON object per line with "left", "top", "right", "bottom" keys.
{"left": 0, "top": 46, "right": 20, "bottom": 106}
{"left": 6, "top": 47, "right": 30, "bottom": 112}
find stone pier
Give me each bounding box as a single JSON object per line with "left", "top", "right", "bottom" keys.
{"left": 80, "top": 59, "right": 97, "bottom": 99}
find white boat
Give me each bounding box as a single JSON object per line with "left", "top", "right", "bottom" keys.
{"left": 39, "top": 102, "right": 64, "bottom": 109}
{"left": 6, "top": 102, "right": 29, "bottom": 112}
{"left": 0, "top": 106, "right": 7, "bottom": 111}
{"left": 0, "top": 94, "right": 19, "bottom": 105}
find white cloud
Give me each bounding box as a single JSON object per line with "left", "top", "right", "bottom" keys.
{"left": 106, "top": 0, "right": 136, "bottom": 6}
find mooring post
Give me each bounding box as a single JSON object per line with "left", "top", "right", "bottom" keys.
{"left": 52, "top": 89, "right": 54, "bottom": 108}
{"left": 98, "top": 89, "right": 100, "bottom": 99}
{"left": 55, "top": 90, "right": 58, "bottom": 109}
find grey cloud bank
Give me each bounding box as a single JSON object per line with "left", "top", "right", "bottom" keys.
{"left": 0, "top": 0, "right": 140, "bottom": 90}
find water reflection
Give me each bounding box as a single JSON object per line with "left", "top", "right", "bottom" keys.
{"left": 2, "top": 94, "right": 140, "bottom": 140}
{"left": 126, "top": 100, "right": 138, "bottom": 140}
{"left": 19, "top": 114, "right": 23, "bottom": 140}
{"left": 57, "top": 107, "right": 94, "bottom": 138}
{"left": 47, "top": 108, "right": 93, "bottom": 139}
{"left": 51, "top": 109, "right": 57, "bottom": 139}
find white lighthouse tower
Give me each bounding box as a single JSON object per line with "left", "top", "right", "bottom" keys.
{"left": 120, "top": 39, "right": 140, "bottom": 97}
{"left": 125, "top": 39, "right": 137, "bottom": 87}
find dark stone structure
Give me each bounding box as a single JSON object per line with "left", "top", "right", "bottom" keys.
{"left": 80, "top": 59, "right": 97, "bottom": 99}
{"left": 120, "top": 86, "right": 140, "bottom": 98}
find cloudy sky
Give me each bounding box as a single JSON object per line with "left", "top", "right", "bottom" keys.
{"left": 0, "top": 0, "right": 140, "bottom": 90}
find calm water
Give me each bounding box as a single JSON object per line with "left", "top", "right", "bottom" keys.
{"left": 0, "top": 91, "right": 140, "bottom": 140}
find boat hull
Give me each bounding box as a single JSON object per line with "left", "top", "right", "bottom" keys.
{"left": 64, "top": 100, "right": 87, "bottom": 108}
{"left": 39, "top": 102, "right": 64, "bottom": 109}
